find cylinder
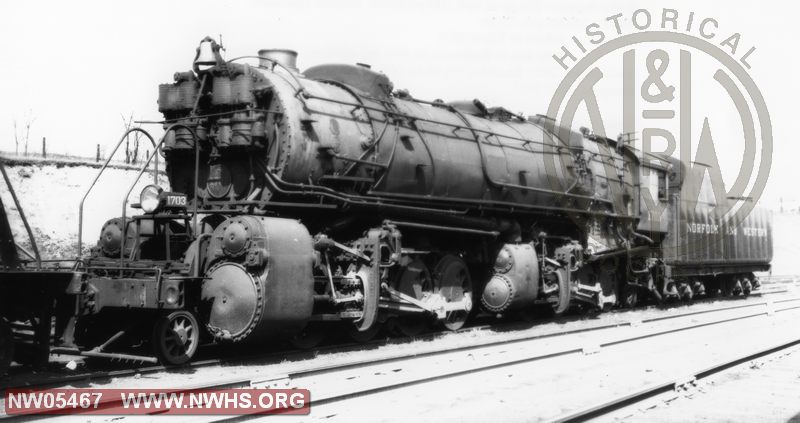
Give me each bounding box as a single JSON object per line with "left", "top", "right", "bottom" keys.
{"left": 481, "top": 243, "right": 540, "bottom": 313}
{"left": 202, "top": 216, "right": 314, "bottom": 342}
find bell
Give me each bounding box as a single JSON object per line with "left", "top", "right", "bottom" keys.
{"left": 195, "top": 40, "right": 217, "bottom": 67}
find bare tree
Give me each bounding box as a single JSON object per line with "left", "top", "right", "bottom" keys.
{"left": 132, "top": 128, "right": 141, "bottom": 164}
{"left": 13, "top": 111, "right": 36, "bottom": 156}
{"left": 13, "top": 120, "right": 18, "bottom": 155}
{"left": 120, "top": 112, "right": 141, "bottom": 164}
{"left": 121, "top": 113, "right": 132, "bottom": 163}
{"left": 23, "top": 117, "right": 34, "bottom": 156}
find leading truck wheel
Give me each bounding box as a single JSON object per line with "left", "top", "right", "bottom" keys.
{"left": 0, "top": 319, "right": 14, "bottom": 375}
{"left": 152, "top": 311, "right": 199, "bottom": 365}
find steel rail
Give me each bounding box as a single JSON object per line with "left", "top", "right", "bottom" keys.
{"left": 3, "top": 291, "right": 796, "bottom": 393}
{"left": 1, "top": 321, "right": 494, "bottom": 392}
{"left": 191, "top": 301, "right": 800, "bottom": 422}
{"left": 2, "top": 297, "right": 799, "bottom": 421}
{"left": 263, "top": 299, "right": 800, "bottom": 384}
{"left": 550, "top": 337, "right": 800, "bottom": 422}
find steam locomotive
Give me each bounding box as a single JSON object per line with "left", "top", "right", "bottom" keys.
{"left": 67, "top": 37, "right": 771, "bottom": 365}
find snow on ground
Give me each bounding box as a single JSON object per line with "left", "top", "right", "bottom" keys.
{"left": 770, "top": 211, "right": 800, "bottom": 276}
{"left": 0, "top": 161, "right": 168, "bottom": 258}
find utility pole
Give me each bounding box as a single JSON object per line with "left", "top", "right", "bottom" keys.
{"left": 42, "top": 137, "right": 46, "bottom": 158}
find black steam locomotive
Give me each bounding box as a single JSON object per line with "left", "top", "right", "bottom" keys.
{"left": 63, "top": 37, "right": 772, "bottom": 365}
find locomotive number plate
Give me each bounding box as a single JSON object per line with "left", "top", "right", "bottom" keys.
{"left": 165, "top": 193, "right": 187, "bottom": 208}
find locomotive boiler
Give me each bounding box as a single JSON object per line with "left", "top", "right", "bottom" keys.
{"left": 65, "top": 37, "right": 770, "bottom": 365}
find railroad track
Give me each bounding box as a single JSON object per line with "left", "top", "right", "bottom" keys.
{"left": 3, "top": 281, "right": 798, "bottom": 392}
{"left": 550, "top": 337, "right": 800, "bottom": 422}
{"left": 5, "top": 293, "right": 799, "bottom": 421}
{"left": 0, "top": 319, "right": 498, "bottom": 391}
{"left": 221, "top": 296, "right": 800, "bottom": 422}
{"left": 758, "top": 274, "right": 800, "bottom": 284}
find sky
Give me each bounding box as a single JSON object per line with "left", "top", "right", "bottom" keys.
{"left": 1, "top": 0, "right": 798, "bottom": 211}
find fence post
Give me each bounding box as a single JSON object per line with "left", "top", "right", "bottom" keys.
{"left": 42, "top": 137, "right": 46, "bottom": 158}
{"left": 96, "top": 144, "right": 100, "bottom": 162}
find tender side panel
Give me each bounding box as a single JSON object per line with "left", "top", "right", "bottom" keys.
{"left": 665, "top": 197, "right": 772, "bottom": 275}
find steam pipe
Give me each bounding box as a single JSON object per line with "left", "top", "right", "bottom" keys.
{"left": 384, "top": 220, "right": 499, "bottom": 237}
{"left": 342, "top": 119, "right": 391, "bottom": 176}
{"left": 253, "top": 156, "right": 468, "bottom": 216}
{"left": 260, "top": 169, "right": 466, "bottom": 217}
{"left": 190, "top": 81, "right": 205, "bottom": 237}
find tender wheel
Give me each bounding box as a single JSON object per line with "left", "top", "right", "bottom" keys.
{"left": 692, "top": 280, "right": 706, "bottom": 297}
{"left": 393, "top": 258, "right": 433, "bottom": 337}
{"left": 289, "top": 323, "right": 327, "bottom": 350}
{"left": 433, "top": 255, "right": 473, "bottom": 331}
{"left": 152, "top": 311, "right": 199, "bottom": 365}
{"left": 0, "top": 319, "right": 14, "bottom": 375}
{"left": 679, "top": 283, "right": 693, "bottom": 301}
{"left": 732, "top": 278, "right": 743, "bottom": 296}
{"left": 663, "top": 281, "right": 679, "bottom": 300}
{"left": 742, "top": 277, "right": 753, "bottom": 296}
{"left": 751, "top": 274, "right": 761, "bottom": 290}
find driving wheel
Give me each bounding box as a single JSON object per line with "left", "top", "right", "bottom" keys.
{"left": 393, "top": 258, "right": 433, "bottom": 337}
{"left": 433, "top": 255, "right": 473, "bottom": 331}
{"left": 548, "top": 268, "right": 571, "bottom": 315}
{"left": 346, "top": 321, "right": 381, "bottom": 343}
